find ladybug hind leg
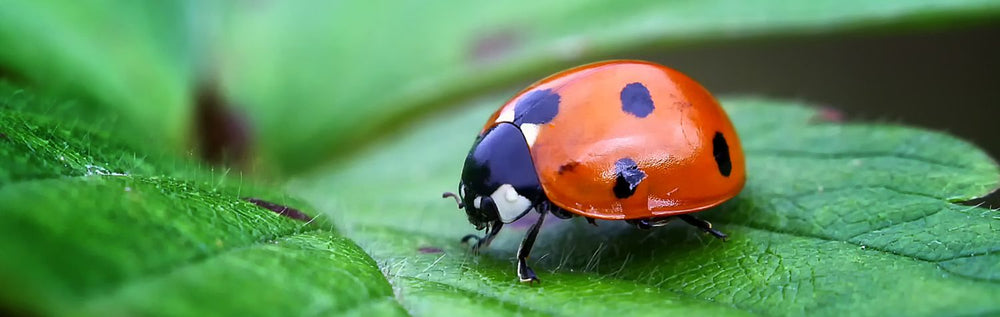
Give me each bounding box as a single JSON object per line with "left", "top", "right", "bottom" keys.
{"left": 677, "top": 214, "right": 728, "bottom": 241}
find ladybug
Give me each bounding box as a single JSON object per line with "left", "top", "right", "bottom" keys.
{"left": 442, "top": 60, "right": 745, "bottom": 283}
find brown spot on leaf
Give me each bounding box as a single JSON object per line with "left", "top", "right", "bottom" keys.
{"left": 0, "top": 64, "right": 26, "bottom": 83}
{"left": 242, "top": 197, "right": 313, "bottom": 222}
{"left": 558, "top": 161, "right": 580, "bottom": 175}
{"left": 194, "top": 78, "right": 251, "bottom": 165}
{"left": 812, "top": 107, "right": 846, "bottom": 123}
{"left": 470, "top": 29, "right": 522, "bottom": 66}
{"left": 418, "top": 246, "right": 443, "bottom": 254}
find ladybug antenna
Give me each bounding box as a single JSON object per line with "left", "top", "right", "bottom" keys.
{"left": 442, "top": 192, "right": 464, "bottom": 209}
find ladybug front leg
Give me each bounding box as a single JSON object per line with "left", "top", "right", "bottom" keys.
{"left": 516, "top": 208, "right": 547, "bottom": 283}
{"left": 462, "top": 220, "right": 504, "bottom": 253}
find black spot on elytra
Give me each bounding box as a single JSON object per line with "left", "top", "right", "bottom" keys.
{"left": 242, "top": 197, "right": 313, "bottom": 222}
{"left": 713, "top": 132, "right": 732, "bottom": 177}
{"left": 514, "top": 89, "right": 560, "bottom": 125}
{"left": 613, "top": 158, "right": 646, "bottom": 199}
{"left": 558, "top": 161, "right": 580, "bottom": 175}
{"left": 620, "top": 82, "right": 654, "bottom": 118}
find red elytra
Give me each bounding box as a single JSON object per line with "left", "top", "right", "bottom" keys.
{"left": 484, "top": 60, "right": 745, "bottom": 219}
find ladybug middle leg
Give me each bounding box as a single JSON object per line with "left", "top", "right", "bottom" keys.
{"left": 677, "top": 214, "right": 728, "bottom": 240}
{"left": 628, "top": 217, "right": 672, "bottom": 229}
{"left": 516, "top": 205, "right": 548, "bottom": 283}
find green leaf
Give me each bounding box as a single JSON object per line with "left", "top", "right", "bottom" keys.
{"left": 219, "top": 0, "right": 1000, "bottom": 174}
{"left": 0, "top": 86, "right": 405, "bottom": 316}
{"left": 291, "top": 96, "right": 1000, "bottom": 316}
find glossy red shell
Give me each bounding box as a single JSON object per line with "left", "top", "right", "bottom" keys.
{"left": 481, "top": 60, "right": 745, "bottom": 220}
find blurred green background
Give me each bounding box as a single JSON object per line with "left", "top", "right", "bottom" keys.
{"left": 2, "top": 1, "right": 997, "bottom": 179}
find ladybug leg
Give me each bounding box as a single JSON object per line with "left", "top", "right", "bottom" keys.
{"left": 460, "top": 234, "right": 480, "bottom": 245}
{"left": 677, "top": 214, "right": 728, "bottom": 241}
{"left": 627, "top": 217, "right": 669, "bottom": 229}
{"left": 462, "top": 220, "right": 504, "bottom": 254}
{"left": 627, "top": 219, "right": 652, "bottom": 230}
{"left": 517, "top": 208, "right": 547, "bottom": 283}
{"left": 549, "top": 206, "right": 574, "bottom": 219}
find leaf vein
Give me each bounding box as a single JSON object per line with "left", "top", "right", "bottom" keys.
{"left": 396, "top": 276, "right": 556, "bottom": 316}
{"left": 723, "top": 223, "right": 997, "bottom": 284}
{"left": 87, "top": 228, "right": 324, "bottom": 301}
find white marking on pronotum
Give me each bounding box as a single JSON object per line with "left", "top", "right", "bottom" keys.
{"left": 491, "top": 184, "right": 532, "bottom": 223}
{"left": 504, "top": 186, "right": 518, "bottom": 202}
{"left": 473, "top": 196, "right": 483, "bottom": 209}
{"left": 496, "top": 109, "right": 515, "bottom": 123}
{"left": 520, "top": 123, "right": 540, "bottom": 147}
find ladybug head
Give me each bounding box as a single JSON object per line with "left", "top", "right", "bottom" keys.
{"left": 454, "top": 182, "right": 499, "bottom": 230}
{"left": 445, "top": 123, "right": 546, "bottom": 230}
